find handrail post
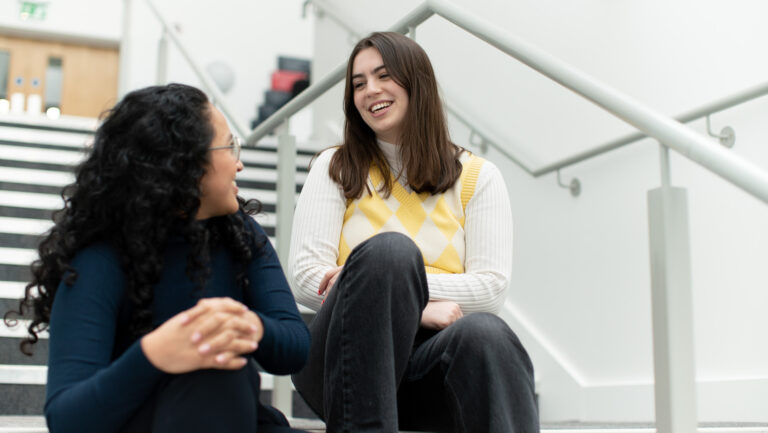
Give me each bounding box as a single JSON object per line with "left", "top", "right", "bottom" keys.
{"left": 118, "top": 0, "right": 133, "bottom": 98}
{"left": 659, "top": 143, "right": 671, "bottom": 188}
{"left": 648, "top": 144, "right": 697, "bottom": 433}
{"left": 156, "top": 29, "right": 168, "bottom": 85}
{"left": 273, "top": 119, "right": 296, "bottom": 416}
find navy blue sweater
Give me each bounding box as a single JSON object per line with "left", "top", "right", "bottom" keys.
{"left": 44, "top": 218, "right": 310, "bottom": 432}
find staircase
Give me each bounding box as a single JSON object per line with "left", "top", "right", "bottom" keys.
{"left": 0, "top": 114, "right": 323, "bottom": 430}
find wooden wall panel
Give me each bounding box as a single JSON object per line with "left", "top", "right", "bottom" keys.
{"left": 0, "top": 35, "right": 118, "bottom": 118}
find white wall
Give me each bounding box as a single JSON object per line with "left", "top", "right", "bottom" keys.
{"left": 0, "top": 0, "right": 121, "bottom": 43}
{"left": 123, "top": 0, "right": 315, "bottom": 137}
{"left": 309, "top": 0, "right": 768, "bottom": 423}
{"left": 1, "top": 0, "right": 314, "bottom": 138}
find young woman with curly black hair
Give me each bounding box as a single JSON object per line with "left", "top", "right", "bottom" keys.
{"left": 288, "top": 33, "right": 539, "bottom": 432}
{"left": 4, "top": 83, "right": 310, "bottom": 433}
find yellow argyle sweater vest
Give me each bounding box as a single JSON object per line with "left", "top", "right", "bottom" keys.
{"left": 337, "top": 152, "right": 485, "bottom": 274}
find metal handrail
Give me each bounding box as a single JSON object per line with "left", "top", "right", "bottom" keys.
{"left": 428, "top": 0, "right": 768, "bottom": 202}
{"left": 534, "top": 80, "right": 768, "bottom": 176}
{"left": 249, "top": 0, "right": 768, "bottom": 204}
{"left": 144, "top": 0, "right": 250, "bottom": 138}
{"left": 294, "top": 0, "right": 768, "bottom": 181}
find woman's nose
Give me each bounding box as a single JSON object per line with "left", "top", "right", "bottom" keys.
{"left": 236, "top": 160, "right": 244, "bottom": 171}
{"left": 366, "top": 80, "right": 381, "bottom": 94}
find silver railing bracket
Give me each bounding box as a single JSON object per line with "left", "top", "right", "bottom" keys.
{"left": 468, "top": 130, "right": 489, "bottom": 154}
{"left": 705, "top": 114, "right": 735, "bottom": 148}
{"left": 557, "top": 169, "right": 581, "bottom": 197}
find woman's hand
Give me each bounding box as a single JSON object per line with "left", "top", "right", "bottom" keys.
{"left": 420, "top": 300, "right": 464, "bottom": 330}
{"left": 141, "top": 297, "right": 262, "bottom": 374}
{"left": 188, "top": 298, "right": 264, "bottom": 365}
{"left": 319, "top": 266, "right": 343, "bottom": 298}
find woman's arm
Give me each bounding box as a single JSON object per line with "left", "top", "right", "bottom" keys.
{"left": 44, "top": 246, "right": 166, "bottom": 433}
{"left": 288, "top": 149, "right": 347, "bottom": 311}
{"left": 426, "top": 161, "right": 513, "bottom": 314}
{"left": 45, "top": 247, "right": 258, "bottom": 433}
{"left": 245, "top": 218, "right": 311, "bottom": 374}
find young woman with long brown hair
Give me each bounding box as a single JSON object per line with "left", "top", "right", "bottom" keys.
{"left": 288, "top": 32, "right": 539, "bottom": 432}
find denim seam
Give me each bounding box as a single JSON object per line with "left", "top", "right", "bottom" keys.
{"left": 439, "top": 352, "right": 468, "bottom": 433}
{"left": 340, "top": 282, "right": 351, "bottom": 433}
{"left": 402, "top": 352, "right": 445, "bottom": 383}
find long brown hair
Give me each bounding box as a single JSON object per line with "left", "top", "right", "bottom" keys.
{"left": 329, "top": 32, "right": 463, "bottom": 200}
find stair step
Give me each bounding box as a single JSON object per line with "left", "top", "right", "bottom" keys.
{"left": 0, "top": 144, "right": 84, "bottom": 166}
{"left": 0, "top": 191, "right": 63, "bottom": 210}
{"left": 0, "top": 282, "right": 26, "bottom": 298}
{"left": 0, "top": 127, "right": 93, "bottom": 149}
{"left": 0, "top": 264, "right": 29, "bottom": 283}
{"left": 0, "top": 219, "right": 51, "bottom": 236}
{"left": 0, "top": 385, "right": 45, "bottom": 416}
{"left": 0, "top": 113, "right": 98, "bottom": 133}
{"left": 0, "top": 207, "right": 51, "bottom": 221}
{"left": 0, "top": 234, "right": 40, "bottom": 250}
{"left": 0, "top": 249, "right": 36, "bottom": 267}
{"left": 0, "top": 320, "right": 46, "bottom": 339}
{"left": 0, "top": 339, "right": 46, "bottom": 366}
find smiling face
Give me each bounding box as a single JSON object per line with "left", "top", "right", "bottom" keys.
{"left": 351, "top": 47, "right": 409, "bottom": 144}
{"left": 197, "top": 104, "right": 244, "bottom": 220}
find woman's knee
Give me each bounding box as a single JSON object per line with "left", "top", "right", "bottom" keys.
{"left": 165, "top": 363, "right": 260, "bottom": 400}
{"left": 339, "top": 232, "right": 427, "bottom": 305}
{"left": 459, "top": 313, "right": 534, "bottom": 374}
{"left": 348, "top": 232, "right": 422, "bottom": 271}
{"left": 149, "top": 364, "right": 262, "bottom": 431}
{"left": 453, "top": 313, "right": 515, "bottom": 344}
{"left": 449, "top": 314, "right": 529, "bottom": 362}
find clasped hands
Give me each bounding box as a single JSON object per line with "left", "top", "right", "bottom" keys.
{"left": 320, "top": 266, "right": 463, "bottom": 330}
{"left": 141, "top": 297, "right": 263, "bottom": 374}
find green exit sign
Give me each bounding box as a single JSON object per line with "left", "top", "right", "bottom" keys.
{"left": 19, "top": 1, "right": 49, "bottom": 21}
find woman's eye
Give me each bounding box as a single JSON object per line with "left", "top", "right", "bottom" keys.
{"left": 353, "top": 82, "right": 364, "bottom": 89}
{"left": 380, "top": 73, "right": 389, "bottom": 79}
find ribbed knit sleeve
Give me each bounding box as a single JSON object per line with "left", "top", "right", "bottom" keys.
{"left": 288, "top": 148, "right": 346, "bottom": 311}
{"left": 426, "top": 160, "right": 512, "bottom": 313}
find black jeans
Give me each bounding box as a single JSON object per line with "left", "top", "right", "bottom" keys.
{"left": 121, "top": 360, "right": 307, "bottom": 433}
{"left": 292, "top": 232, "right": 539, "bottom": 433}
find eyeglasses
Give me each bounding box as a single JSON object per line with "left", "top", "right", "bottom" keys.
{"left": 209, "top": 135, "right": 242, "bottom": 161}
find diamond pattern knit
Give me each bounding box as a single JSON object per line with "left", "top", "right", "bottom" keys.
{"left": 337, "top": 153, "right": 485, "bottom": 275}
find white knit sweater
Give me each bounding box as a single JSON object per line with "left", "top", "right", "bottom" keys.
{"left": 287, "top": 140, "right": 513, "bottom": 313}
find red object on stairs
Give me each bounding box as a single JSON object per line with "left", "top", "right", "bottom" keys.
{"left": 271, "top": 70, "right": 309, "bottom": 93}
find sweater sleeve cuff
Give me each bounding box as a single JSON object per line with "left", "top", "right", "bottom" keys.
{"left": 121, "top": 339, "right": 167, "bottom": 385}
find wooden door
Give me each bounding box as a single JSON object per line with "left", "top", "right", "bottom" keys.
{"left": 0, "top": 35, "right": 119, "bottom": 118}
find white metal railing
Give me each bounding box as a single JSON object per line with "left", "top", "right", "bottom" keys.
{"left": 532, "top": 80, "right": 768, "bottom": 176}
{"left": 294, "top": 0, "right": 768, "bottom": 199}
{"left": 251, "top": 0, "right": 768, "bottom": 429}
{"left": 142, "top": 0, "right": 250, "bottom": 139}
{"left": 255, "top": 0, "right": 768, "bottom": 203}
{"left": 124, "top": 0, "right": 768, "bottom": 427}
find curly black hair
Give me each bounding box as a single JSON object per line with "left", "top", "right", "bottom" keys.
{"left": 4, "top": 83, "right": 263, "bottom": 355}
